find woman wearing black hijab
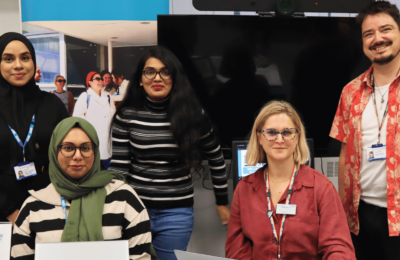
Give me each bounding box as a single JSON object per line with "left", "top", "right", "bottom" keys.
{"left": 0, "top": 32, "right": 69, "bottom": 225}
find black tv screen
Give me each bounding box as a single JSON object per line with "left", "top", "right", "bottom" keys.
{"left": 157, "top": 15, "right": 371, "bottom": 157}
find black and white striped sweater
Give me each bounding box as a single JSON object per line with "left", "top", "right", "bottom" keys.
{"left": 110, "top": 97, "right": 228, "bottom": 209}
{"left": 11, "top": 180, "right": 152, "bottom": 260}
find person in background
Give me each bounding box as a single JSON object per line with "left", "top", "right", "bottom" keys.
{"left": 73, "top": 71, "right": 115, "bottom": 169}
{"left": 101, "top": 69, "right": 117, "bottom": 95}
{"left": 110, "top": 46, "right": 229, "bottom": 260}
{"left": 111, "top": 67, "right": 128, "bottom": 103}
{"left": 226, "top": 101, "right": 355, "bottom": 260}
{"left": 34, "top": 65, "right": 41, "bottom": 83}
{"left": 11, "top": 117, "right": 152, "bottom": 260}
{"left": 51, "top": 75, "right": 75, "bottom": 115}
{"left": 330, "top": 1, "right": 400, "bottom": 259}
{"left": 0, "top": 32, "right": 69, "bottom": 226}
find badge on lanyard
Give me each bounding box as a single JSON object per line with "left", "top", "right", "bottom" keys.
{"left": 266, "top": 165, "right": 297, "bottom": 260}
{"left": 367, "top": 144, "right": 386, "bottom": 161}
{"left": 9, "top": 115, "right": 37, "bottom": 181}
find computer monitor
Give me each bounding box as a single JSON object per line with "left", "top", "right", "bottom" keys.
{"left": 232, "top": 138, "right": 314, "bottom": 190}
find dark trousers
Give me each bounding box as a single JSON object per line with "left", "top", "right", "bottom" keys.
{"left": 351, "top": 200, "right": 400, "bottom": 260}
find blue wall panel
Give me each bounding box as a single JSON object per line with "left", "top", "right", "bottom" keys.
{"left": 21, "top": 0, "right": 169, "bottom": 22}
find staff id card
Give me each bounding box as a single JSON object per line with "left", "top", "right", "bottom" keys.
{"left": 276, "top": 204, "right": 297, "bottom": 215}
{"left": 367, "top": 144, "right": 386, "bottom": 162}
{"left": 14, "top": 161, "right": 37, "bottom": 180}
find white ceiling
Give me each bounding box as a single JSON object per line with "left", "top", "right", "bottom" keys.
{"left": 25, "top": 20, "right": 158, "bottom": 47}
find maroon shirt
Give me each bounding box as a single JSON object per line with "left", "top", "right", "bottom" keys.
{"left": 226, "top": 165, "right": 355, "bottom": 260}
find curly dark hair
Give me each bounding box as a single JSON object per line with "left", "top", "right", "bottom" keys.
{"left": 357, "top": 1, "right": 400, "bottom": 29}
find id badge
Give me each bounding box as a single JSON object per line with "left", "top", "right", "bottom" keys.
{"left": 276, "top": 204, "right": 296, "bottom": 215}
{"left": 367, "top": 144, "right": 386, "bottom": 161}
{"left": 14, "top": 161, "right": 37, "bottom": 180}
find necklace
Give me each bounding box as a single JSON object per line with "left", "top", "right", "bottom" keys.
{"left": 272, "top": 180, "right": 290, "bottom": 193}
{"left": 270, "top": 178, "right": 291, "bottom": 183}
{"left": 375, "top": 86, "right": 390, "bottom": 110}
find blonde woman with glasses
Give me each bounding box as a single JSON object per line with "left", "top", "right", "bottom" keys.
{"left": 225, "top": 101, "right": 355, "bottom": 260}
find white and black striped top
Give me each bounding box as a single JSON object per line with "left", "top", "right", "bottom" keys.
{"left": 11, "top": 180, "right": 152, "bottom": 260}
{"left": 110, "top": 97, "right": 228, "bottom": 209}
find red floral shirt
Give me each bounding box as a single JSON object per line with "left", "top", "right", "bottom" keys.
{"left": 330, "top": 66, "right": 400, "bottom": 236}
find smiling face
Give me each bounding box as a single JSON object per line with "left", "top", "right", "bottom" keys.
{"left": 103, "top": 73, "right": 111, "bottom": 86}
{"left": 89, "top": 73, "right": 103, "bottom": 92}
{"left": 140, "top": 57, "right": 173, "bottom": 101}
{"left": 57, "top": 128, "right": 95, "bottom": 181}
{"left": 362, "top": 13, "right": 400, "bottom": 65}
{"left": 1, "top": 40, "right": 34, "bottom": 87}
{"left": 55, "top": 76, "right": 65, "bottom": 90}
{"left": 258, "top": 113, "right": 299, "bottom": 164}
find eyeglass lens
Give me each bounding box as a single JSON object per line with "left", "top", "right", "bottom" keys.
{"left": 262, "top": 128, "right": 297, "bottom": 141}
{"left": 57, "top": 79, "right": 66, "bottom": 83}
{"left": 60, "top": 144, "right": 95, "bottom": 158}
{"left": 92, "top": 77, "right": 103, "bottom": 81}
{"left": 143, "top": 70, "right": 171, "bottom": 80}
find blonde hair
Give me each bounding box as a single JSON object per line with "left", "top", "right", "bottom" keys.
{"left": 246, "top": 100, "right": 309, "bottom": 169}
{"left": 54, "top": 75, "right": 65, "bottom": 85}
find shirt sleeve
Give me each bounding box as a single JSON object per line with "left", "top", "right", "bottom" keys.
{"left": 225, "top": 183, "right": 252, "bottom": 260}
{"left": 72, "top": 92, "right": 88, "bottom": 119}
{"left": 199, "top": 123, "right": 229, "bottom": 205}
{"left": 329, "top": 88, "right": 350, "bottom": 144}
{"left": 11, "top": 201, "right": 35, "bottom": 260}
{"left": 317, "top": 181, "right": 356, "bottom": 259}
{"left": 109, "top": 110, "right": 131, "bottom": 176}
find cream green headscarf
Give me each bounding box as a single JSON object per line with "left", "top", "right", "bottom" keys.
{"left": 48, "top": 117, "right": 125, "bottom": 242}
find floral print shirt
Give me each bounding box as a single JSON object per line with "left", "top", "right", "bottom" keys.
{"left": 330, "top": 66, "right": 400, "bottom": 237}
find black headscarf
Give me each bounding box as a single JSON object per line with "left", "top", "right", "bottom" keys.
{"left": 0, "top": 32, "right": 41, "bottom": 161}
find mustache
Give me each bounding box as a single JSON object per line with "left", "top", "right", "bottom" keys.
{"left": 369, "top": 41, "right": 392, "bottom": 50}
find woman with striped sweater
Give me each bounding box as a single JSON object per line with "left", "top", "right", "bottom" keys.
{"left": 109, "top": 46, "right": 230, "bottom": 260}
{"left": 11, "top": 117, "right": 152, "bottom": 260}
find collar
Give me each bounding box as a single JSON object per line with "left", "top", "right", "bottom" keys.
{"left": 362, "top": 65, "right": 400, "bottom": 89}
{"left": 146, "top": 96, "right": 170, "bottom": 112}
{"left": 245, "top": 164, "right": 314, "bottom": 191}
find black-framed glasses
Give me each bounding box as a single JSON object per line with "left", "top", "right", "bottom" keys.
{"left": 143, "top": 69, "right": 172, "bottom": 80}
{"left": 259, "top": 128, "right": 299, "bottom": 141}
{"left": 56, "top": 79, "right": 66, "bottom": 83}
{"left": 91, "top": 77, "right": 103, "bottom": 81}
{"left": 58, "top": 143, "right": 95, "bottom": 158}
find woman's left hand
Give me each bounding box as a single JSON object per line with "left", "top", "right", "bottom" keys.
{"left": 217, "top": 205, "right": 230, "bottom": 225}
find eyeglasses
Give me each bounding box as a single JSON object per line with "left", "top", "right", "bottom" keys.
{"left": 91, "top": 77, "right": 103, "bottom": 81}
{"left": 143, "top": 70, "right": 172, "bottom": 80}
{"left": 58, "top": 143, "right": 95, "bottom": 158}
{"left": 56, "top": 79, "right": 66, "bottom": 83}
{"left": 259, "top": 128, "right": 299, "bottom": 141}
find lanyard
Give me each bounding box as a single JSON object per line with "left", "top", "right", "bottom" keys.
{"left": 60, "top": 197, "right": 68, "bottom": 223}
{"left": 265, "top": 165, "right": 297, "bottom": 260}
{"left": 8, "top": 114, "right": 35, "bottom": 162}
{"left": 371, "top": 76, "right": 389, "bottom": 145}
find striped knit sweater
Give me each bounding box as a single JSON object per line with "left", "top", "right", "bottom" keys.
{"left": 110, "top": 97, "right": 228, "bottom": 209}
{"left": 11, "top": 180, "right": 151, "bottom": 260}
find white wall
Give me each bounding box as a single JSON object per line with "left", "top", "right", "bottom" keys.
{"left": 0, "top": 0, "right": 21, "bottom": 35}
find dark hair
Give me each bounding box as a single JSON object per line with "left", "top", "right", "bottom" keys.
{"left": 100, "top": 69, "right": 117, "bottom": 92}
{"left": 111, "top": 67, "right": 124, "bottom": 78}
{"left": 115, "top": 46, "right": 208, "bottom": 172}
{"left": 357, "top": 1, "right": 400, "bottom": 29}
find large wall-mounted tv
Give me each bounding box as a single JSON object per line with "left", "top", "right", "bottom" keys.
{"left": 158, "top": 15, "right": 371, "bottom": 157}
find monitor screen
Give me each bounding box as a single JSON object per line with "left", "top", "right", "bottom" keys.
{"left": 158, "top": 15, "right": 371, "bottom": 158}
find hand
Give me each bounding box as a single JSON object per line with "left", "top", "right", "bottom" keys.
{"left": 7, "top": 209, "right": 20, "bottom": 226}
{"left": 217, "top": 205, "right": 230, "bottom": 225}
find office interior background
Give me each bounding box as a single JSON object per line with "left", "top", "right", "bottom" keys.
{"left": 0, "top": 0, "right": 394, "bottom": 257}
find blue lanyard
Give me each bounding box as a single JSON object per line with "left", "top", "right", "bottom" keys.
{"left": 8, "top": 114, "right": 35, "bottom": 162}
{"left": 60, "top": 197, "right": 68, "bottom": 223}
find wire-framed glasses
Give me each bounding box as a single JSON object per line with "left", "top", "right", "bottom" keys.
{"left": 143, "top": 69, "right": 172, "bottom": 80}
{"left": 259, "top": 128, "right": 299, "bottom": 141}
{"left": 58, "top": 143, "right": 95, "bottom": 158}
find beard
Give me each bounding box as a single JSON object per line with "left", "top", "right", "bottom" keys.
{"left": 371, "top": 42, "right": 400, "bottom": 65}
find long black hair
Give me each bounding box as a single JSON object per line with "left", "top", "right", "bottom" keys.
{"left": 115, "top": 46, "right": 208, "bottom": 172}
